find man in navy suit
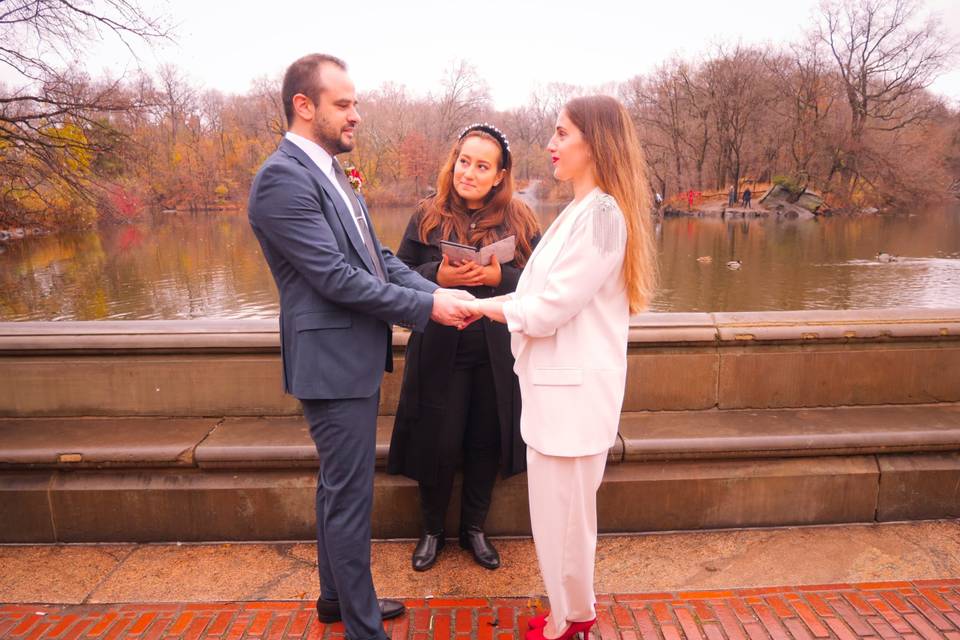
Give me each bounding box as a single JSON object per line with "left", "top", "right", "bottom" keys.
{"left": 248, "top": 53, "right": 477, "bottom": 640}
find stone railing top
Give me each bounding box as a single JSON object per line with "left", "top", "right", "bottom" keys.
{"left": 710, "top": 308, "right": 960, "bottom": 343}
{"left": 0, "top": 308, "right": 958, "bottom": 352}
{"left": 0, "top": 319, "right": 279, "bottom": 352}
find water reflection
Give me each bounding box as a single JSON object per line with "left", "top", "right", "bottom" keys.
{"left": 656, "top": 210, "right": 960, "bottom": 312}
{"left": 1, "top": 204, "right": 958, "bottom": 320}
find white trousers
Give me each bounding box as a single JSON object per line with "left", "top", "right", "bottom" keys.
{"left": 526, "top": 446, "right": 608, "bottom": 638}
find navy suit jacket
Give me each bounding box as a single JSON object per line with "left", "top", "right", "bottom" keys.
{"left": 248, "top": 138, "right": 437, "bottom": 400}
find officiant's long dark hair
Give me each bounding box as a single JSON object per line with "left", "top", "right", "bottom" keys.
{"left": 418, "top": 130, "right": 539, "bottom": 267}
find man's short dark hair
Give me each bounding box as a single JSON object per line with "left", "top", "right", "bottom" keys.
{"left": 281, "top": 53, "right": 347, "bottom": 127}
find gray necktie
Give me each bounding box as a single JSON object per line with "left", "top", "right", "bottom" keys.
{"left": 333, "top": 160, "right": 386, "bottom": 281}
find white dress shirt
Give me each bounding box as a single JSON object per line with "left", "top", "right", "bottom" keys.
{"left": 284, "top": 131, "right": 365, "bottom": 236}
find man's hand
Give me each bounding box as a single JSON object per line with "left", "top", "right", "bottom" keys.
{"left": 431, "top": 291, "right": 482, "bottom": 329}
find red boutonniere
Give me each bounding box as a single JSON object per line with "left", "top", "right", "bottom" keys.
{"left": 342, "top": 161, "right": 364, "bottom": 193}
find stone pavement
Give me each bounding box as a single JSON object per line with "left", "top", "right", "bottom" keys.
{"left": 3, "top": 521, "right": 960, "bottom": 639}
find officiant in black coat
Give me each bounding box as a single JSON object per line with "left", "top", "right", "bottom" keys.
{"left": 386, "top": 123, "right": 541, "bottom": 572}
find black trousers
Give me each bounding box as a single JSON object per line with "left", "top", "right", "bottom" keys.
{"left": 419, "top": 328, "right": 502, "bottom": 533}
{"left": 302, "top": 392, "right": 386, "bottom": 640}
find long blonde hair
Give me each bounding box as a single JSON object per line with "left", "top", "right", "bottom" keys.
{"left": 563, "top": 95, "right": 658, "bottom": 313}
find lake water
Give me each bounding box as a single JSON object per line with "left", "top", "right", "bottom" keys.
{"left": 1, "top": 202, "right": 959, "bottom": 320}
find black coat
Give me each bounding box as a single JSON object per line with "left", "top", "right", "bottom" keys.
{"left": 387, "top": 209, "right": 540, "bottom": 485}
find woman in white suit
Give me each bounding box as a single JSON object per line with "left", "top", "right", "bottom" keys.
{"left": 469, "top": 95, "right": 658, "bottom": 640}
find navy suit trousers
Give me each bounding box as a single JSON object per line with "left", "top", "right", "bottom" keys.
{"left": 302, "top": 392, "right": 384, "bottom": 640}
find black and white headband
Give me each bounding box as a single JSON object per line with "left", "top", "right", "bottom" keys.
{"left": 458, "top": 122, "right": 511, "bottom": 167}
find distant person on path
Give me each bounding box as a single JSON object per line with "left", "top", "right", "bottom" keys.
{"left": 742, "top": 188, "right": 752, "bottom": 209}
{"left": 728, "top": 185, "right": 736, "bottom": 206}
{"left": 247, "top": 53, "right": 479, "bottom": 640}
{"left": 388, "top": 123, "right": 541, "bottom": 573}
{"left": 687, "top": 188, "right": 694, "bottom": 211}
{"left": 468, "top": 96, "right": 658, "bottom": 640}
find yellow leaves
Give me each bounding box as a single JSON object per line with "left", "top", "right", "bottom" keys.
{"left": 5, "top": 179, "right": 97, "bottom": 229}
{"left": 40, "top": 122, "right": 93, "bottom": 173}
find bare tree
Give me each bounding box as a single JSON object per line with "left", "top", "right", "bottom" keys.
{"left": 0, "top": 0, "right": 170, "bottom": 221}
{"left": 248, "top": 75, "right": 285, "bottom": 139}
{"left": 502, "top": 103, "right": 551, "bottom": 181}
{"left": 622, "top": 58, "right": 715, "bottom": 197}
{"left": 355, "top": 82, "right": 416, "bottom": 188}
{"left": 701, "top": 44, "right": 772, "bottom": 194}
{"left": 153, "top": 65, "right": 196, "bottom": 158}
{"left": 818, "top": 0, "right": 955, "bottom": 196}
{"left": 623, "top": 68, "right": 685, "bottom": 198}
{"left": 435, "top": 60, "right": 490, "bottom": 143}
{"left": 1, "top": 0, "right": 168, "bottom": 80}
{"left": 767, "top": 38, "right": 840, "bottom": 187}
{"left": 676, "top": 63, "right": 713, "bottom": 193}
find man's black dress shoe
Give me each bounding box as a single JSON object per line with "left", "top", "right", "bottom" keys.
{"left": 315, "top": 597, "right": 406, "bottom": 623}
{"left": 412, "top": 531, "right": 445, "bottom": 572}
{"left": 459, "top": 526, "right": 500, "bottom": 570}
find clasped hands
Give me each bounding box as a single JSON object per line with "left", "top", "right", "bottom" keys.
{"left": 431, "top": 289, "right": 509, "bottom": 329}
{"left": 431, "top": 255, "right": 504, "bottom": 329}
{"left": 430, "top": 288, "right": 485, "bottom": 329}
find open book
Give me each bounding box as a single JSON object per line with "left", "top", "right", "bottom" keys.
{"left": 440, "top": 235, "right": 516, "bottom": 266}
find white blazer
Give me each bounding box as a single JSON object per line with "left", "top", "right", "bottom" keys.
{"left": 502, "top": 187, "right": 630, "bottom": 457}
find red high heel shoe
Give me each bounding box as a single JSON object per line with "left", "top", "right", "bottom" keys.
{"left": 525, "top": 618, "right": 596, "bottom": 640}
{"left": 528, "top": 612, "right": 548, "bottom": 629}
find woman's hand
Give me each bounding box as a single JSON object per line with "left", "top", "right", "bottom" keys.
{"left": 478, "top": 255, "right": 502, "bottom": 287}
{"left": 437, "top": 255, "right": 485, "bottom": 288}
{"left": 446, "top": 255, "right": 502, "bottom": 288}
{"left": 474, "top": 296, "right": 510, "bottom": 324}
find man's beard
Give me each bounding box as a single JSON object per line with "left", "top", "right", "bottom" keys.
{"left": 313, "top": 116, "right": 354, "bottom": 154}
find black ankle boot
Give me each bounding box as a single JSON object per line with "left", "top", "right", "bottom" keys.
{"left": 412, "top": 531, "right": 445, "bottom": 572}
{"left": 459, "top": 525, "right": 500, "bottom": 570}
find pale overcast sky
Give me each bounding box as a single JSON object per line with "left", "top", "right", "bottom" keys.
{"left": 65, "top": 0, "right": 960, "bottom": 109}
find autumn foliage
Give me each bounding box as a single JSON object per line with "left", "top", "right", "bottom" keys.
{"left": 1, "top": 1, "right": 958, "bottom": 231}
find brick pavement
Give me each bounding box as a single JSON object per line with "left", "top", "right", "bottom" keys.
{"left": 3, "top": 580, "right": 960, "bottom": 640}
